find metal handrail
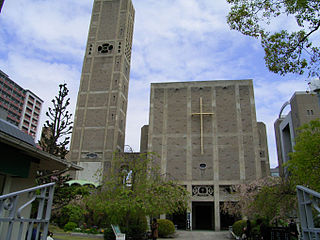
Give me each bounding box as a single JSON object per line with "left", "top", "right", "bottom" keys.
{"left": 0, "top": 182, "right": 55, "bottom": 240}
{"left": 297, "top": 185, "right": 320, "bottom": 240}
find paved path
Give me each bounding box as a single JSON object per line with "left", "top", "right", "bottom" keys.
{"left": 163, "top": 230, "right": 230, "bottom": 240}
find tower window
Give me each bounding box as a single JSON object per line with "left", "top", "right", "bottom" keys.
{"left": 307, "top": 109, "right": 314, "bottom": 115}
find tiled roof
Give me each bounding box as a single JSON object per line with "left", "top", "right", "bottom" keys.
{"left": 0, "top": 118, "right": 36, "bottom": 146}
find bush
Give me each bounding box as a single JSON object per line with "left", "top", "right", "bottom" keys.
{"left": 54, "top": 204, "right": 85, "bottom": 228}
{"left": 158, "top": 219, "right": 175, "bottom": 238}
{"left": 64, "top": 222, "right": 77, "bottom": 232}
{"left": 121, "top": 214, "right": 148, "bottom": 240}
{"left": 232, "top": 220, "right": 247, "bottom": 237}
{"left": 103, "top": 226, "right": 115, "bottom": 240}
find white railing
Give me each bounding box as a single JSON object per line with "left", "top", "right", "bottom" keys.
{"left": 0, "top": 183, "right": 55, "bottom": 240}
{"left": 297, "top": 185, "right": 320, "bottom": 240}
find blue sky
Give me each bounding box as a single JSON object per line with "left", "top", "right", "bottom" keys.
{"left": 0, "top": 0, "right": 313, "bottom": 168}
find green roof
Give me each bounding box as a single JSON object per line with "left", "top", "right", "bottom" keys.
{"left": 66, "top": 180, "right": 100, "bottom": 188}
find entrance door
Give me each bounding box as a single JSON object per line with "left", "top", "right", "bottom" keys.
{"left": 192, "top": 202, "right": 214, "bottom": 230}
{"left": 172, "top": 211, "right": 187, "bottom": 230}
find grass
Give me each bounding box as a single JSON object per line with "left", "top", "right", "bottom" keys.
{"left": 49, "top": 224, "right": 65, "bottom": 234}
{"left": 53, "top": 235, "right": 102, "bottom": 240}
{"left": 49, "top": 224, "right": 103, "bottom": 240}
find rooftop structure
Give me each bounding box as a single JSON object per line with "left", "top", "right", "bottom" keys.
{"left": 274, "top": 91, "right": 320, "bottom": 176}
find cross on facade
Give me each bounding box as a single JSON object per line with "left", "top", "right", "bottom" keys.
{"left": 192, "top": 97, "right": 214, "bottom": 155}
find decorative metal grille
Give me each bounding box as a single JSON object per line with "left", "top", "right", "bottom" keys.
{"left": 192, "top": 185, "right": 214, "bottom": 197}
{"left": 297, "top": 185, "right": 320, "bottom": 240}
{"left": 0, "top": 182, "right": 55, "bottom": 240}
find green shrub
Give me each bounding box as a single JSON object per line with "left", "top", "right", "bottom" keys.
{"left": 232, "top": 220, "right": 247, "bottom": 237}
{"left": 121, "top": 214, "right": 148, "bottom": 240}
{"left": 64, "top": 222, "right": 77, "bottom": 232}
{"left": 54, "top": 204, "right": 85, "bottom": 228}
{"left": 158, "top": 219, "right": 175, "bottom": 237}
{"left": 103, "top": 226, "right": 115, "bottom": 240}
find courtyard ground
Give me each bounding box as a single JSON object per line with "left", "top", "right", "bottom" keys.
{"left": 53, "top": 230, "right": 231, "bottom": 240}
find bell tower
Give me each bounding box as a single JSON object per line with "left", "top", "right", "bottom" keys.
{"left": 69, "top": 0, "right": 135, "bottom": 182}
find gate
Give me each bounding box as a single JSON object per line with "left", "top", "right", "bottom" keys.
{"left": 0, "top": 183, "right": 55, "bottom": 240}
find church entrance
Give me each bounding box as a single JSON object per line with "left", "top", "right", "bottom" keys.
{"left": 192, "top": 202, "right": 214, "bottom": 230}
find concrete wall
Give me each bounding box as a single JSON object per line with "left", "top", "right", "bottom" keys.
{"left": 0, "top": 162, "right": 38, "bottom": 240}
{"left": 275, "top": 92, "right": 320, "bottom": 176}
{"left": 140, "top": 125, "right": 149, "bottom": 153}
{"left": 147, "top": 80, "right": 268, "bottom": 230}
{"left": 70, "top": 0, "right": 135, "bottom": 181}
{"left": 257, "top": 122, "right": 270, "bottom": 177}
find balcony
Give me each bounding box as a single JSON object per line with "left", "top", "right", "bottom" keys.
{"left": 7, "top": 114, "right": 19, "bottom": 124}
{"left": 26, "top": 105, "right": 32, "bottom": 112}
{"left": 25, "top": 109, "right": 31, "bottom": 116}
{"left": 23, "top": 120, "right": 30, "bottom": 127}
{"left": 2, "top": 86, "right": 12, "bottom": 95}
{"left": 9, "top": 108, "right": 19, "bottom": 116}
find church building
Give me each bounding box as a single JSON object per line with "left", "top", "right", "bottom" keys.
{"left": 68, "top": 0, "right": 270, "bottom": 231}
{"left": 141, "top": 80, "right": 270, "bottom": 230}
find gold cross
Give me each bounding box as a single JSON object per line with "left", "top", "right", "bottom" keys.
{"left": 192, "top": 97, "right": 214, "bottom": 155}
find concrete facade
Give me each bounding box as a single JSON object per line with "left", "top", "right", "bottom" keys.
{"left": 275, "top": 92, "right": 320, "bottom": 176}
{"left": 140, "top": 125, "right": 149, "bottom": 153}
{"left": 69, "top": 0, "right": 135, "bottom": 182}
{"left": 146, "top": 80, "right": 269, "bottom": 231}
{"left": 257, "top": 122, "right": 270, "bottom": 177}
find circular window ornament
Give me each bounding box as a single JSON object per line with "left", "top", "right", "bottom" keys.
{"left": 199, "top": 163, "right": 207, "bottom": 170}
{"left": 86, "top": 152, "right": 98, "bottom": 159}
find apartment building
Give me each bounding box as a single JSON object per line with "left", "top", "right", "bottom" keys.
{"left": 0, "top": 70, "right": 43, "bottom": 138}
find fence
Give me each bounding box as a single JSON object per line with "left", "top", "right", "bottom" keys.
{"left": 0, "top": 182, "right": 55, "bottom": 240}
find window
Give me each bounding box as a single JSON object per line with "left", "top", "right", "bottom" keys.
{"left": 307, "top": 109, "right": 314, "bottom": 115}
{"left": 29, "top": 95, "right": 35, "bottom": 101}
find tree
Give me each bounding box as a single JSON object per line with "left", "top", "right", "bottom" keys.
{"left": 222, "top": 177, "right": 297, "bottom": 223}
{"left": 227, "top": 0, "right": 320, "bottom": 77}
{"left": 84, "top": 152, "right": 190, "bottom": 229}
{"left": 287, "top": 119, "right": 320, "bottom": 192}
{"left": 32, "top": 170, "right": 90, "bottom": 225}
{"left": 39, "top": 83, "right": 73, "bottom": 158}
{"left": 36, "top": 170, "right": 90, "bottom": 211}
